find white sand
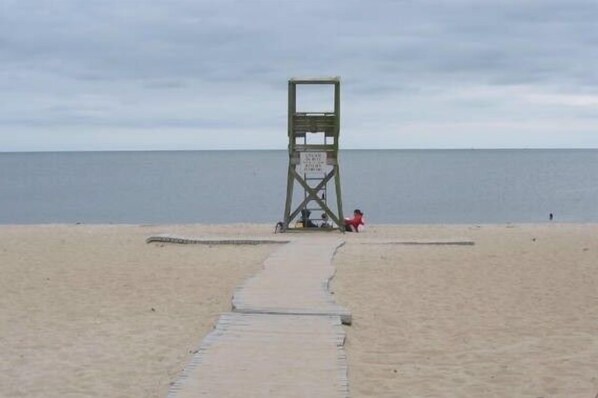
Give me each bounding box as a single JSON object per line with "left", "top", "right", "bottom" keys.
{"left": 0, "top": 224, "right": 276, "bottom": 398}
{"left": 333, "top": 224, "right": 598, "bottom": 397}
{"left": 2, "top": 223, "right": 597, "bottom": 398}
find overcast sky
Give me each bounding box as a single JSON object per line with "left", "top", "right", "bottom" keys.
{"left": 1, "top": 0, "right": 598, "bottom": 151}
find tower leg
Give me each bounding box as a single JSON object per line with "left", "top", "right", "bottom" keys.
{"left": 283, "top": 163, "right": 295, "bottom": 229}
{"left": 334, "top": 164, "right": 345, "bottom": 232}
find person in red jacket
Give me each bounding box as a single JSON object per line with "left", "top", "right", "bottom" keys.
{"left": 344, "top": 209, "right": 365, "bottom": 232}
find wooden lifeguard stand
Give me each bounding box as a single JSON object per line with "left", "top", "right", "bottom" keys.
{"left": 281, "top": 77, "right": 344, "bottom": 232}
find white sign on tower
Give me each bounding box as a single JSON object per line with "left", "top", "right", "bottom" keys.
{"left": 300, "top": 152, "right": 327, "bottom": 173}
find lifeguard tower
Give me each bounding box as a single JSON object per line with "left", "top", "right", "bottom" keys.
{"left": 281, "top": 77, "right": 344, "bottom": 232}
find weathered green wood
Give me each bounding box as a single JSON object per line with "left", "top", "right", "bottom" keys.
{"left": 288, "top": 169, "right": 338, "bottom": 225}
{"left": 282, "top": 77, "right": 344, "bottom": 232}
{"left": 283, "top": 164, "right": 295, "bottom": 228}
{"left": 293, "top": 144, "right": 337, "bottom": 151}
{"left": 334, "top": 164, "right": 344, "bottom": 228}
{"left": 293, "top": 114, "right": 337, "bottom": 135}
{"left": 288, "top": 81, "right": 296, "bottom": 138}
{"left": 334, "top": 81, "right": 341, "bottom": 148}
{"left": 289, "top": 76, "right": 340, "bottom": 84}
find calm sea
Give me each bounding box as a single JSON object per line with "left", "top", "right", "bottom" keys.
{"left": 1, "top": 149, "right": 597, "bottom": 224}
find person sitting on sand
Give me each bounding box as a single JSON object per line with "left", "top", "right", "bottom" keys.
{"left": 301, "top": 209, "right": 317, "bottom": 228}
{"left": 344, "top": 209, "right": 365, "bottom": 232}
{"left": 320, "top": 213, "right": 332, "bottom": 228}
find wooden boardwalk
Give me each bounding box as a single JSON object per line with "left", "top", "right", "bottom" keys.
{"left": 167, "top": 237, "right": 351, "bottom": 398}
{"left": 232, "top": 238, "right": 351, "bottom": 325}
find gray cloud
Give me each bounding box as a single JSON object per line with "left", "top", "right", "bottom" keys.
{"left": 1, "top": 0, "right": 598, "bottom": 150}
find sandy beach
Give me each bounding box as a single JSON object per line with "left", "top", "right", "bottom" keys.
{"left": 0, "top": 224, "right": 276, "bottom": 398}
{"left": 334, "top": 224, "right": 598, "bottom": 397}
{"left": 1, "top": 223, "right": 597, "bottom": 397}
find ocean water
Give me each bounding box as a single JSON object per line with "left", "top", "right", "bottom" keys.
{"left": 1, "top": 149, "right": 597, "bottom": 224}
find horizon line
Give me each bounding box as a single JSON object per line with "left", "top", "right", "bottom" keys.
{"left": 2, "top": 147, "right": 598, "bottom": 154}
